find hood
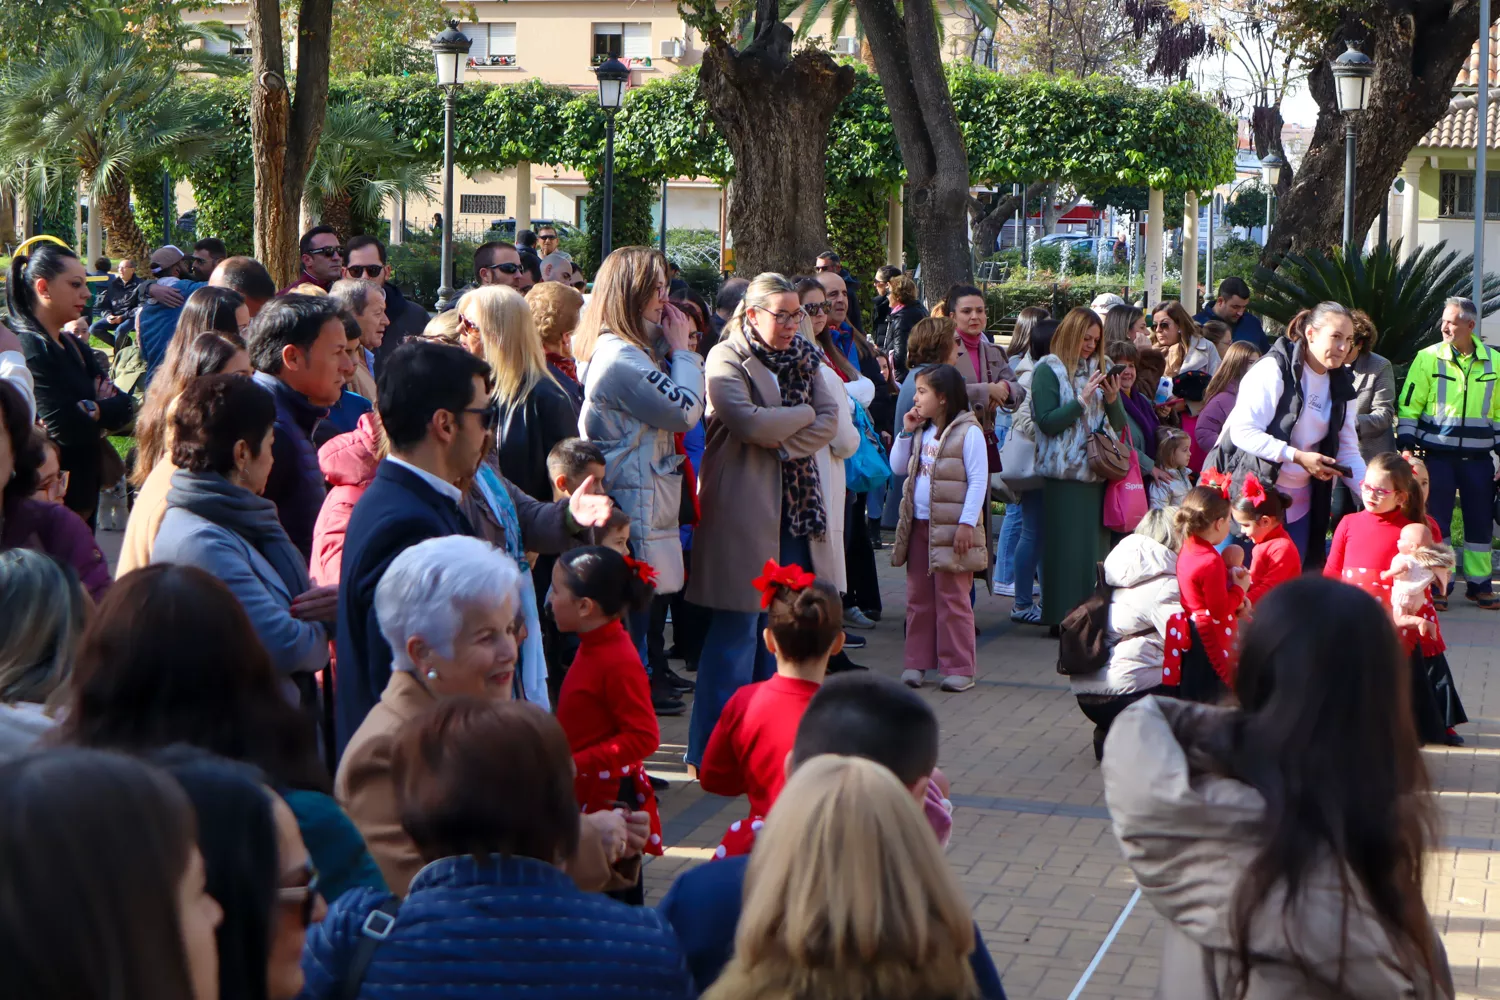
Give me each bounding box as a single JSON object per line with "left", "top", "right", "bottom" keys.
{"left": 318, "top": 411, "right": 381, "bottom": 488}
{"left": 1103, "top": 534, "right": 1176, "bottom": 589}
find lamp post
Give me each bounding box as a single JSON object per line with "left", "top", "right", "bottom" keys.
{"left": 1259, "top": 151, "right": 1284, "bottom": 247}
{"left": 593, "top": 56, "right": 629, "bottom": 261}
{"left": 1331, "top": 42, "right": 1374, "bottom": 253}
{"left": 431, "top": 19, "right": 471, "bottom": 311}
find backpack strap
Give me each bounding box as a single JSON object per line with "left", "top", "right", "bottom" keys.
{"left": 340, "top": 896, "right": 401, "bottom": 1000}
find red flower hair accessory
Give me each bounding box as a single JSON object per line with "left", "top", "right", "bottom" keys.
{"left": 751, "top": 559, "right": 817, "bottom": 609}
{"left": 623, "top": 555, "right": 658, "bottom": 588}
{"left": 1240, "top": 473, "right": 1267, "bottom": 507}
{"left": 1200, "top": 468, "right": 1232, "bottom": 498}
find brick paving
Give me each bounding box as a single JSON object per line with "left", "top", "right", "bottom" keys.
{"left": 94, "top": 522, "right": 1500, "bottom": 998}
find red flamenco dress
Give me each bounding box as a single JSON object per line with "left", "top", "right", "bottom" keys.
{"left": 1324, "top": 510, "right": 1466, "bottom": 743}
{"left": 1162, "top": 535, "right": 1243, "bottom": 701}
{"left": 699, "top": 674, "right": 821, "bottom": 858}
{"left": 555, "top": 618, "right": 664, "bottom": 856}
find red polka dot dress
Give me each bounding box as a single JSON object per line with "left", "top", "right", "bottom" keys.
{"left": 1164, "top": 535, "right": 1244, "bottom": 688}
{"left": 555, "top": 619, "right": 663, "bottom": 856}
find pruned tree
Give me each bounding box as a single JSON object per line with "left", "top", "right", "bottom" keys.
{"left": 247, "top": 0, "right": 334, "bottom": 286}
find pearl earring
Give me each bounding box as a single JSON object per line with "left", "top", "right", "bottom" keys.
{"left": 426, "top": 669, "right": 439, "bottom": 680}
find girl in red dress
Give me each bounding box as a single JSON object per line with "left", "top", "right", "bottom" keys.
{"left": 552, "top": 545, "right": 663, "bottom": 901}
{"left": 1229, "top": 474, "right": 1302, "bottom": 606}
{"left": 700, "top": 561, "right": 845, "bottom": 858}
{"left": 1324, "top": 452, "right": 1466, "bottom": 745}
{"left": 1163, "top": 480, "right": 1249, "bottom": 700}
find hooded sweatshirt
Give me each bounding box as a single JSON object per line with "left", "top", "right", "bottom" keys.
{"left": 1068, "top": 534, "right": 1182, "bottom": 697}
{"left": 311, "top": 413, "right": 382, "bottom": 587}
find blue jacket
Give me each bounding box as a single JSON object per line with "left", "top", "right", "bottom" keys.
{"left": 253, "top": 372, "right": 329, "bottom": 562}
{"left": 334, "top": 459, "right": 475, "bottom": 752}
{"left": 300, "top": 854, "right": 693, "bottom": 1000}
{"left": 139, "top": 279, "right": 207, "bottom": 381}
{"left": 1192, "top": 306, "right": 1269, "bottom": 353}
{"left": 658, "top": 854, "right": 1008, "bottom": 998}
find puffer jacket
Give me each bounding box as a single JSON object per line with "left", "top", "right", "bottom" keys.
{"left": 311, "top": 412, "right": 381, "bottom": 587}
{"left": 253, "top": 371, "right": 328, "bottom": 561}
{"left": 1069, "top": 535, "right": 1181, "bottom": 696}
{"left": 300, "top": 854, "right": 693, "bottom": 1000}
{"left": 1103, "top": 697, "right": 1455, "bottom": 1000}
{"left": 578, "top": 332, "right": 705, "bottom": 595}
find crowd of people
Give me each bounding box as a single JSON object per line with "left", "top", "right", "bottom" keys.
{"left": 0, "top": 221, "right": 1474, "bottom": 999}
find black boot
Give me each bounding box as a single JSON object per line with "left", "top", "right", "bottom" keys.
{"left": 657, "top": 660, "right": 695, "bottom": 692}
{"left": 650, "top": 671, "right": 685, "bottom": 716}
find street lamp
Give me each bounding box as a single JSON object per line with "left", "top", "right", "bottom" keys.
{"left": 1331, "top": 42, "right": 1374, "bottom": 251}
{"left": 593, "top": 56, "right": 629, "bottom": 261}
{"left": 1259, "top": 151, "right": 1285, "bottom": 246}
{"left": 431, "top": 19, "right": 471, "bottom": 311}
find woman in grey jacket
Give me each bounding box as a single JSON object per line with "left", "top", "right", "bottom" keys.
{"left": 151, "top": 375, "right": 331, "bottom": 696}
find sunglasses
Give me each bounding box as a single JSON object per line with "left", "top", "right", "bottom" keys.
{"left": 306, "top": 246, "right": 343, "bottom": 259}
{"left": 277, "top": 863, "right": 322, "bottom": 927}
{"left": 1153, "top": 320, "right": 1172, "bottom": 331}
{"left": 482, "top": 262, "right": 522, "bottom": 275}
{"left": 813, "top": 264, "right": 837, "bottom": 272}
{"left": 345, "top": 264, "right": 383, "bottom": 279}
{"left": 537, "top": 234, "right": 558, "bottom": 241}
{"left": 461, "top": 401, "right": 500, "bottom": 431}
{"left": 802, "top": 301, "right": 829, "bottom": 315}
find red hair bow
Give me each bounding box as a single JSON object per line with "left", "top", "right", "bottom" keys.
{"left": 1240, "top": 473, "right": 1267, "bottom": 507}
{"left": 1199, "top": 468, "right": 1232, "bottom": 498}
{"left": 751, "top": 559, "right": 816, "bottom": 609}
{"left": 623, "top": 555, "right": 658, "bottom": 588}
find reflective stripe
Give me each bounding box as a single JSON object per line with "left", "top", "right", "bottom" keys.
{"left": 1396, "top": 417, "right": 1418, "bottom": 434}
{"left": 1483, "top": 351, "right": 1495, "bottom": 419}
{"left": 1463, "top": 541, "right": 1492, "bottom": 553}
{"left": 1435, "top": 356, "right": 1449, "bottom": 413}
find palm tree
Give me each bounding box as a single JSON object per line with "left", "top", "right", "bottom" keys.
{"left": 302, "top": 102, "right": 435, "bottom": 242}
{"left": 0, "top": 12, "right": 240, "bottom": 261}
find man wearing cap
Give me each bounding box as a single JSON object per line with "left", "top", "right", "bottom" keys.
{"left": 137, "top": 245, "right": 208, "bottom": 381}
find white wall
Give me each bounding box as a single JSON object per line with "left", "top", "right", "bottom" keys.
{"left": 1427, "top": 219, "right": 1500, "bottom": 342}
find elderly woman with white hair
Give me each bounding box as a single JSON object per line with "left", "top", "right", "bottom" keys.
{"left": 336, "top": 534, "right": 634, "bottom": 897}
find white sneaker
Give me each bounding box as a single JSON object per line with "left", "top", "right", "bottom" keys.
{"left": 843, "top": 607, "right": 877, "bottom": 630}
{"left": 901, "top": 669, "right": 924, "bottom": 688}
{"left": 940, "top": 675, "right": 976, "bottom": 692}
{"left": 992, "top": 581, "right": 1016, "bottom": 597}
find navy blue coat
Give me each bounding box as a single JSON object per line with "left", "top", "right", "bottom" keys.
{"left": 300, "top": 854, "right": 693, "bottom": 1000}
{"left": 1193, "top": 306, "right": 1270, "bottom": 354}
{"left": 658, "top": 854, "right": 1008, "bottom": 998}
{"left": 334, "top": 459, "right": 474, "bottom": 751}
{"left": 253, "top": 371, "right": 329, "bottom": 561}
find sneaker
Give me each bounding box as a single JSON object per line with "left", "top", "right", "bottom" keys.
{"left": 648, "top": 774, "right": 670, "bottom": 791}
{"left": 992, "top": 581, "right": 1016, "bottom": 597}
{"left": 650, "top": 673, "right": 685, "bottom": 716}
{"left": 844, "top": 607, "right": 877, "bottom": 630}
{"left": 940, "top": 675, "right": 975, "bottom": 693}
{"left": 1009, "top": 605, "right": 1042, "bottom": 625}
{"left": 862, "top": 608, "right": 882, "bottom": 622}
{"left": 658, "top": 661, "right": 695, "bottom": 693}
{"left": 842, "top": 631, "right": 867, "bottom": 649}
{"left": 1445, "top": 727, "right": 1466, "bottom": 746}
{"left": 901, "top": 669, "right": 924, "bottom": 688}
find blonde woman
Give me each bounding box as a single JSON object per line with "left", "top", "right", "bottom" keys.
{"left": 573, "top": 246, "right": 705, "bottom": 596}
{"left": 527, "top": 280, "right": 586, "bottom": 411}
{"left": 1150, "top": 300, "right": 1220, "bottom": 378}
{"left": 456, "top": 284, "right": 575, "bottom": 503}
{"left": 705, "top": 754, "right": 980, "bottom": 1000}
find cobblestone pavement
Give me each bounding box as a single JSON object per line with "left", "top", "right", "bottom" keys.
{"left": 95, "top": 523, "right": 1500, "bottom": 998}
{"left": 641, "top": 550, "right": 1500, "bottom": 1000}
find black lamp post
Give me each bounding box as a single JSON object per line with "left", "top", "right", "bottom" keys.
{"left": 593, "top": 56, "right": 629, "bottom": 261}
{"left": 1259, "top": 151, "right": 1284, "bottom": 247}
{"left": 431, "top": 19, "right": 471, "bottom": 310}
{"left": 1331, "top": 43, "right": 1374, "bottom": 252}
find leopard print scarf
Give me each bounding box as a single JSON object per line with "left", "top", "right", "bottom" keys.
{"left": 748, "top": 332, "right": 827, "bottom": 539}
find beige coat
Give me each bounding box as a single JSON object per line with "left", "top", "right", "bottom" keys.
{"left": 960, "top": 336, "right": 1025, "bottom": 430}
{"left": 118, "top": 458, "right": 176, "bottom": 575}
{"left": 688, "top": 324, "right": 841, "bottom": 613}
{"left": 891, "top": 411, "right": 988, "bottom": 575}
{"left": 348, "top": 356, "right": 378, "bottom": 403}
{"left": 812, "top": 364, "right": 862, "bottom": 592}
{"left": 1103, "top": 697, "right": 1454, "bottom": 1000}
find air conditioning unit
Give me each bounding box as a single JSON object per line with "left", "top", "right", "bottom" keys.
{"left": 833, "top": 35, "right": 858, "bottom": 55}
{"left": 659, "top": 38, "right": 684, "bottom": 59}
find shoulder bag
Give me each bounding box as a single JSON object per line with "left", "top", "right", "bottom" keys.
{"left": 1086, "top": 419, "right": 1131, "bottom": 482}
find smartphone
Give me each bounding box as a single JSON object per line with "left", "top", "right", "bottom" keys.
{"left": 1330, "top": 462, "right": 1353, "bottom": 478}
{"left": 1105, "top": 363, "right": 1127, "bottom": 377}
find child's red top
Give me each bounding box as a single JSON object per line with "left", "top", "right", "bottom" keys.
{"left": 700, "top": 674, "right": 821, "bottom": 818}
{"left": 1324, "top": 508, "right": 1434, "bottom": 653}
{"left": 1177, "top": 535, "right": 1243, "bottom": 619}
{"left": 555, "top": 618, "right": 663, "bottom": 853}
{"left": 1247, "top": 523, "right": 1302, "bottom": 605}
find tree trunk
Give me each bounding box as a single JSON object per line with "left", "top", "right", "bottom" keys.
{"left": 1251, "top": 103, "right": 1293, "bottom": 199}
{"left": 969, "top": 180, "right": 1048, "bottom": 256}
{"left": 95, "top": 170, "right": 150, "bottom": 263}
{"left": 247, "top": 0, "right": 334, "bottom": 288}
{"left": 1265, "top": 5, "right": 1488, "bottom": 264}
{"left": 0, "top": 189, "right": 14, "bottom": 246}
{"left": 697, "top": 22, "right": 854, "bottom": 277}
{"left": 854, "top": 0, "right": 973, "bottom": 304}
{"left": 321, "top": 192, "right": 352, "bottom": 243}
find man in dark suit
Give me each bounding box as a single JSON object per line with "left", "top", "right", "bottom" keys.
{"left": 657, "top": 674, "right": 1008, "bottom": 999}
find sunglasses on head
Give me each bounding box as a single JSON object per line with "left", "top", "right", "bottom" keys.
{"left": 345, "top": 264, "right": 383, "bottom": 279}
{"left": 306, "top": 245, "right": 342, "bottom": 259}
{"left": 277, "top": 863, "right": 322, "bottom": 928}
{"left": 483, "top": 262, "right": 522, "bottom": 275}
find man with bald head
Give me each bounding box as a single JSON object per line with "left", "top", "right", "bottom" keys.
{"left": 209, "top": 256, "right": 277, "bottom": 317}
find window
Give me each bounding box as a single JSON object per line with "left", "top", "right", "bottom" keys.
{"left": 461, "top": 22, "right": 517, "bottom": 65}
{"left": 203, "top": 26, "right": 250, "bottom": 56}
{"left": 461, "top": 194, "right": 506, "bottom": 215}
{"left": 1439, "top": 170, "right": 1500, "bottom": 219}
{"left": 623, "top": 24, "right": 651, "bottom": 60}
{"left": 593, "top": 23, "right": 650, "bottom": 64}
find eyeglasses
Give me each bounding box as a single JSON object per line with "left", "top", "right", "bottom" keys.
{"left": 802, "top": 302, "right": 829, "bottom": 315}
{"left": 758, "top": 306, "right": 805, "bottom": 327}
{"left": 1362, "top": 484, "right": 1394, "bottom": 499}
{"left": 306, "top": 246, "right": 343, "bottom": 259}
{"left": 345, "top": 264, "right": 384, "bottom": 279}
{"left": 482, "top": 262, "right": 522, "bottom": 275}
{"left": 37, "top": 469, "right": 68, "bottom": 502}
{"left": 277, "top": 863, "right": 322, "bottom": 927}
{"left": 461, "top": 402, "right": 500, "bottom": 430}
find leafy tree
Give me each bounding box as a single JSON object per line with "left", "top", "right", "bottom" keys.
{"left": 329, "top": 0, "right": 473, "bottom": 77}
{"left": 1222, "top": 184, "right": 1268, "bottom": 231}
{"left": 0, "top": 11, "right": 239, "bottom": 262}
{"left": 303, "top": 102, "right": 433, "bottom": 240}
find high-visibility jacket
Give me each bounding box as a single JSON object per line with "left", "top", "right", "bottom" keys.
{"left": 1396, "top": 340, "right": 1500, "bottom": 456}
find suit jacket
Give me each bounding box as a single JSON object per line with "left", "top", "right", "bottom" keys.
{"left": 334, "top": 460, "right": 474, "bottom": 752}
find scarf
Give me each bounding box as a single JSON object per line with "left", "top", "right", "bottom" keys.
{"left": 166, "top": 469, "right": 310, "bottom": 598}
{"left": 472, "top": 465, "right": 549, "bottom": 709}
{"left": 830, "top": 322, "right": 857, "bottom": 367}
{"left": 547, "top": 351, "right": 577, "bottom": 383}
{"left": 1120, "top": 388, "right": 1160, "bottom": 463}
{"left": 822, "top": 349, "right": 854, "bottom": 384}
{"left": 747, "top": 332, "right": 827, "bottom": 539}
{"left": 959, "top": 330, "right": 985, "bottom": 382}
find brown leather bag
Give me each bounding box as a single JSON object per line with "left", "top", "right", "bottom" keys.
{"left": 1086, "top": 422, "right": 1131, "bottom": 482}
